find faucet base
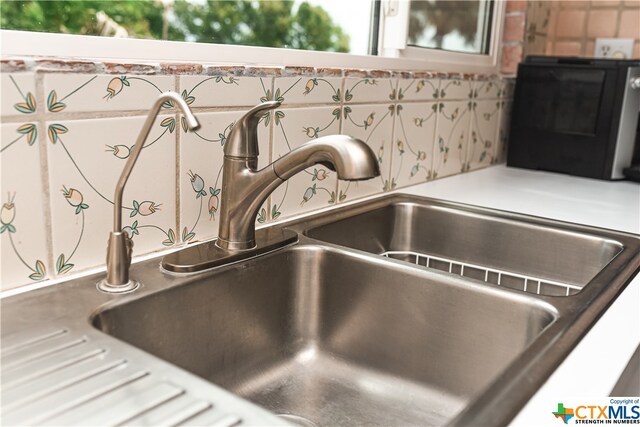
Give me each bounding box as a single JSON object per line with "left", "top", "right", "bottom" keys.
{"left": 161, "top": 228, "right": 298, "bottom": 273}
{"left": 96, "top": 278, "right": 140, "bottom": 294}
{"left": 215, "top": 237, "right": 256, "bottom": 251}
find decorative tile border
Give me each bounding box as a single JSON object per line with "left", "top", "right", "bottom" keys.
{"left": 1, "top": 56, "right": 515, "bottom": 292}
{"left": 1, "top": 58, "right": 516, "bottom": 82}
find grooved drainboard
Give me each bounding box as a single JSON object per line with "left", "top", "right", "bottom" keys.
{"left": 380, "top": 250, "right": 580, "bottom": 296}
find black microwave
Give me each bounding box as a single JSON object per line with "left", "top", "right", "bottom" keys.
{"left": 507, "top": 56, "right": 640, "bottom": 180}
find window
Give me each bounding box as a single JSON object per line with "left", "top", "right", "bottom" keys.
{"left": 0, "top": 0, "right": 372, "bottom": 55}
{"left": 377, "top": 0, "right": 504, "bottom": 72}
{"left": 407, "top": 0, "right": 494, "bottom": 55}
{"left": 0, "top": 0, "right": 504, "bottom": 73}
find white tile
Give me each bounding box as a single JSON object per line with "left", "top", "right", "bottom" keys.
{"left": 179, "top": 110, "right": 270, "bottom": 242}
{"left": 391, "top": 102, "right": 438, "bottom": 189}
{"left": 475, "top": 79, "right": 502, "bottom": 100}
{"left": 1, "top": 123, "right": 49, "bottom": 290}
{"left": 397, "top": 77, "right": 440, "bottom": 102}
{"left": 1, "top": 73, "right": 37, "bottom": 117}
{"left": 43, "top": 74, "right": 175, "bottom": 113}
{"left": 274, "top": 76, "right": 343, "bottom": 105}
{"left": 179, "top": 75, "right": 270, "bottom": 107}
{"left": 344, "top": 77, "right": 397, "bottom": 104}
{"left": 270, "top": 106, "right": 341, "bottom": 220}
{"left": 339, "top": 104, "right": 394, "bottom": 200}
{"left": 46, "top": 116, "right": 177, "bottom": 276}
{"left": 439, "top": 79, "right": 474, "bottom": 101}
{"left": 468, "top": 100, "right": 501, "bottom": 171}
{"left": 432, "top": 101, "right": 471, "bottom": 179}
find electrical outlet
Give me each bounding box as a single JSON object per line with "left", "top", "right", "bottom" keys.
{"left": 594, "top": 38, "right": 634, "bottom": 59}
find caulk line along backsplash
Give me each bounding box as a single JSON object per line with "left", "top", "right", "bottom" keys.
{"left": 0, "top": 59, "right": 514, "bottom": 291}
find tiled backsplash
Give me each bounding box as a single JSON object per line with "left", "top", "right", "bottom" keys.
{"left": 1, "top": 59, "right": 514, "bottom": 291}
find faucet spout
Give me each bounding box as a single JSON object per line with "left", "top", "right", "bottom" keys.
{"left": 272, "top": 135, "right": 380, "bottom": 181}
{"left": 113, "top": 92, "right": 200, "bottom": 232}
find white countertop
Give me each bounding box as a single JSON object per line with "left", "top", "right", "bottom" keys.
{"left": 399, "top": 165, "right": 640, "bottom": 426}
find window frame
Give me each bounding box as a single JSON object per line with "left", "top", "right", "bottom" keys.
{"left": 0, "top": 1, "right": 505, "bottom": 74}
{"left": 377, "top": 0, "right": 506, "bottom": 73}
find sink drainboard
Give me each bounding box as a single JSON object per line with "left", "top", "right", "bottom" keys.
{"left": 380, "top": 250, "right": 581, "bottom": 296}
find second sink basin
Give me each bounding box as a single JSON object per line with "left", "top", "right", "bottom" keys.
{"left": 93, "top": 246, "right": 556, "bottom": 426}
{"left": 304, "top": 197, "right": 624, "bottom": 296}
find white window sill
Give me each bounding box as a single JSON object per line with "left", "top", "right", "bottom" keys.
{"left": 1, "top": 30, "right": 502, "bottom": 75}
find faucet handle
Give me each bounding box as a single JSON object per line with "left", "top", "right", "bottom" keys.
{"left": 225, "top": 101, "right": 281, "bottom": 158}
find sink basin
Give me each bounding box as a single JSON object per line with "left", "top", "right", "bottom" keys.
{"left": 93, "top": 246, "right": 556, "bottom": 427}
{"left": 304, "top": 197, "right": 624, "bottom": 296}
{"left": 85, "top": 195, "right": 640, "bottom": 426}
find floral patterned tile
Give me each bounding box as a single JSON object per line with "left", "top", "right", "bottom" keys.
{"left": 1, "top": 123, "right": 49, "bottom": 290}
{"left": 390, "top": 102, "right": 438, "bottom": 189}
{"left": 274, "top": 76, "right": 343, "bottom": 105}
{"left": 269, "top": 106, "right": 341, "bottom": 220}
{"left": 432, "top": 100, "right": 471, "bottom": 179}
{"left": 438, "top": 79, "right": 475, "bottom": 101}
{"left": 475, "top": 79, "right": 502, "bottom": 100}
{"left": 339, "top": 104, "right": 394, "bottom": 201}
{"left": 2, "top": 73, "right": 37, "bottom": 118}
{"left": 467, "top": 99, "right": 501, "bottom": 171}
{"left": 42, "top": 74, "right": 175, "bottom": 113}
{"left": 343, "top": 77, "right": 397, "bottom": 104}
{"left": 179, "top": 75, "right": 270, "bottom": 108}
{"left": 397, "top": 77, "right": 440, "bottom": 102}
{"left": 46, "top": 116, "right": 177, "bottom": 277}
{"left": 495, "top": 100, "right": 513, "bottom": 164}
{"left": 179, "top": 110, "right": 270, "bottom": 242}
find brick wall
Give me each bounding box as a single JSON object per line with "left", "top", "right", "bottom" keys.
{"left": 547, "top": 0, "right": 640, "bottom": 58}
{"left": 501, "top": 0, "right": 640, "bottom": 75}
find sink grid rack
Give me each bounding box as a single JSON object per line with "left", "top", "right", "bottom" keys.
{"left": 379, "top": 250, "right": 581, "bottom": 297}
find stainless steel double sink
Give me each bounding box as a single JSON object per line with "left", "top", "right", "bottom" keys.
{"left": 3, "top": 195, "right": 639, "bottom": 426}
{"left": 90, "top": 195, "right": 639, "bottom": 426}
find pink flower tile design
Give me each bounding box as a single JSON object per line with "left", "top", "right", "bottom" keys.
{"left": 46, "top": 116, "right": 177, "bottom": 276}
{"left": 269, "top": 106, "right": 341, "bottom": 220}
{"left": 432, "top": 101, "right": 471, "bottom": 179}
{"left": 179, "top": 110, "right": 270, "bottom": 242}
{"left": 439, "top": 78, "right": 474, "bottom": 100}
{"left": 397, "top": 77, "right": 440, "bottom": 102}
{"left": 391, "top": 102, "right": 438, "bottom": 189}
{"left": 339, "top": 104, "right": 394, "bottom": 200}
{"left": 475, "top": 79, "right": 501, "bottom": 99}
{"left": 43, "top": 74, "right": 175, "bottom": 113}
{"left": 179, "top": 75, "right": 271, "bottom": 107}
{"left": 344, "top": 77, "right": 397, "bottom": 104}
{"left": 1, "top": 123, "right": 49, "bottom": 290}
{"left": 274, "top": 76, "right": 343, "bottom": 105}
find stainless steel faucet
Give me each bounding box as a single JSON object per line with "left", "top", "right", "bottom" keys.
{"left": 216, "top": 101, "right": 380, "bottom": 251}
{"left": 98, "top": 92, "right": 200, "bottom": 293}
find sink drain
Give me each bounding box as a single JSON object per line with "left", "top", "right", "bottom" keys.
{"left": 277, "top": 414, "right": 319, "bottom": 427}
